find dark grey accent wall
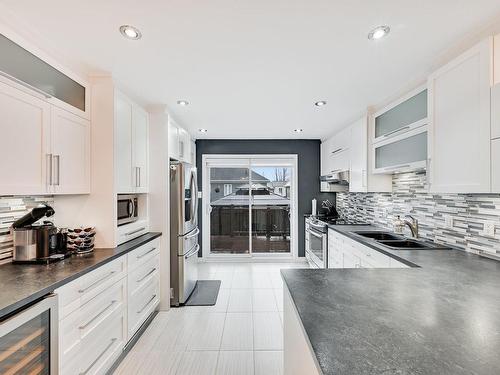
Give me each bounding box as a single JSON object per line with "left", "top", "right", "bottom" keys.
{"left": 195, "top": 139, "right": 336, "bottom": 257}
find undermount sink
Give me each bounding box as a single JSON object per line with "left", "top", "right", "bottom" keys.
{"left": 354, "top": 231, "right": 402, "bottom": 241}
{"left": 377, "top": 240, "right": 428, "bottom": 249}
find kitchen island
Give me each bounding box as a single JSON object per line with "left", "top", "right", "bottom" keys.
{"left": 282, "top": 225, "right": 500, "bottom": 375}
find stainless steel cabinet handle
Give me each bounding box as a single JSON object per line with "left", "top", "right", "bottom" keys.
{"left": 137, "top": 294, "right": 157, "bottom": 314}
{"left": 46, "top": 154, "right": 53, "bottom": 186}
{"left": 78, "top": 300, "right": 117, "bottom": 330}
{"left": 55, "top": 155, "right": 60, "bottom": 186}
{"left": 135, "top": 167, "right": 140, "bottom": 187}
{"left": 139, "top": 167, "right": 141, "bottom": 187}
{"left": 136, "top": 268, "right": 157, "bottom": 283}
{"left": 331, "top": 148, "right": 343, "bottom": 155}
{"left": 136, "top": 247, "right": 157, "bottom": 259}
{"left": 383, "top": 125, "right": 411, "bottom": 138}
{"left": 384, "top": 164, "right": 410, "bottom": 171}
{"left": 78, "top": 271, "right": 116, "bottom": 293}
{"left": 0, "top": 70, "right": 52, "bottom": 98}
{"left": 79, "top": 338, "right": 117, "bottom": 375}
{"left": 125, "top": 227, "right": 146, "bottom": 236}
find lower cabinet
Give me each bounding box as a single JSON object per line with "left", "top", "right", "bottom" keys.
{"left": 55, "top": 237, "right": 161, "bottom": 375}
{"left": 328, "top": 229, "right": 408, "bottom": 269}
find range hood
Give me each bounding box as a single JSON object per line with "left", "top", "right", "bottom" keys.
{"left": 320, "top": 170, "right": 349, "bottom": 192}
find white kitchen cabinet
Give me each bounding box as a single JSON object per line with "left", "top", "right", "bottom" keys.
{"left": 0, "top": 80, "right": 51, "bottom": 195}
{"left": 428, "top": 38, "right": 492, "bottom": 193}
{"left": 168, "top": 119, "right": 180, "bottom": 160}
{"left": 327, "top": 229, "right": 407, "bottom": 269}
{"left": 115, "top": 91, "right": 149, "bottom": 193}
{"left": 168, "top": 118, "right": 194, "bottom": 164}
{"left": 0, "top": 80, "right": 91, "bottom": 195}
{"left": 372, "top": 126, "right": 428, "bottom": 174}
{"left": 492, "top": 139, "right": 500, "bottom": 192}
{"left": 320, "top": 127, "right": 351, "bottom": 175}
{"left": 133, "top": 106, "right": 149, "bottom": 193}
{"left": 492, "top": 84, "right": 500, "bottom": 140}
{"left": 373, "top": 88, "right": 428, "bottom": 144}
{"left": 50, "top": 106, "right": 91, "bottom": 194}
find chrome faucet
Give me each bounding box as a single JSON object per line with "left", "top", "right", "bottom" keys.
{"left": 403, "top": 215, "right": 419, "bottom": 238}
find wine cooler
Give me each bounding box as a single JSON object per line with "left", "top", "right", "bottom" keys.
{"left": 0, "top": 294, "right": 58, "bottom": 375}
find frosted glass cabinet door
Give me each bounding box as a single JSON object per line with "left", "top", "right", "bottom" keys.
{"left": 0, "top": 80, "right": 50, "bottom": 195}
{"left": 374, "top": 130, "right": 427, "bottom": 173}
{"left": 0, "top": 34, "right": 87, "bottom": 114}
{"left": 374, "top": 89, "right": 427, "bottom": 142}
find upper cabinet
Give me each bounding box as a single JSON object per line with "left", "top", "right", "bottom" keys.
{"left": 168, "top": 118, "right": 194, "bottom": 164}
{"left": 428, "top": 38, "right": 492, "bottom": 193}
{"left": 115, "top": 91, "right": 149, "bottom": 194}
{"left": 0, "top": 79, "right": 90, "bottom": 195}
{"left": 321, "top": 115, "right": 391, "bottom": 193}
{"left": 50, "top": 106, "right": 90, "bottom": 194}
{"left": 371, "top": 87, "right": 428, "bottom": 174}
{"left": 0, "top": 33, "right": 89, "bottom": 120}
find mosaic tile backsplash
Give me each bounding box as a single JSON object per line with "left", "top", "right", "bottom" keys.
{"left": 337, "top": 170, "right": 500, "bottom": 257}
{"left": 0, "top": 196, "right": 54, "bottom": 264}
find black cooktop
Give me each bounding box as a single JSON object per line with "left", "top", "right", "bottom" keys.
{"left": 310, "top": 215, "right": 369, "bottom": 226}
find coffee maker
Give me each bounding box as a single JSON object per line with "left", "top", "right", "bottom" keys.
{"left": 11, "top": 204, "right": 66, "bottom": 263}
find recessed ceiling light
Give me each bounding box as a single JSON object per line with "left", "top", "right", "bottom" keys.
{"left": 294, "top": 129, "right": 303, "bottom": 133}
{"left": 119, "top": 25, "right": 142, "bottom": 40}
{"left": 315, "top": 101, "right": 327, "bottom": 107}
{"left": 368, "top": 25, "right": 390, "bottom": 40}
{"left": 177, "top": 100, "right": 189, "bottom": 106}
{"left": 198, "top": 128, "right": 208, "bottom": 133}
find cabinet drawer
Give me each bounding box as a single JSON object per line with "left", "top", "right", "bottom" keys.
{"left": 117, "top": 219, "right": 150, "bottom": 245}
{"left": 71, "top": 309, "right": 125, "bottom": 375}
{"left": 60, "top": 278, "right": 126, "bottom": 374}
{"left": 56, "top": 257, "right": 126, "bottom": 319}
{"left": 129, "top": 254, "right": 159, "bottom": 297}
{"left": 128, "top": 273, "right": 159, "bottom": 339}
{"left": 127, "top": 238, "right": 160, "bottom": 271}
{"left": 60, "top": 279, "right": 125, "bottom": 370}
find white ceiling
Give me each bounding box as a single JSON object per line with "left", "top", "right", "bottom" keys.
{"left": 2, "top": 0, "right": 500, "bottom": 140}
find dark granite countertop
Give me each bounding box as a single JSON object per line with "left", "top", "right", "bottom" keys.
{"left": 0, "top": 232, "right": 161, "bottom": 320}
{"left": 282, "top": 225, "right": 500, "bottom": 375}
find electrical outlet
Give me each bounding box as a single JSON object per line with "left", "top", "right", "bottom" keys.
{"left": 444, "top": 215, "right": 454, "bottom": 229}
{"left": 483, "top": 221, "right": 496, "bottom": 237}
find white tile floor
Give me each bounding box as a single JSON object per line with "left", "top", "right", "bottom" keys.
{"left": 114, "top": 261, "right": 308, "bottom": 375}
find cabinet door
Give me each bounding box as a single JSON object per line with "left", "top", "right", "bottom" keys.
{"left": 0, "top": 81, "right": 50, "bottom": 195}
{"left": 428, "top": 39, "right": 492, "bottom": 193}
{"left": 349, "top": 117, "right": 367, "bottom": 192}
{"left": 178, "top": 127, "right": 190, "bottom": 162}
{"left": 492, "top": 139, "right": 500, "bottom": 192}
{"left": 168, "top": 119, "right": 179, "bottom": 160}
{"left": 51, "top": 107, "right": 90, "bottom": 194}
{"left": 320, "top": 138, "right": 334, "bottom": 175}
{"left": 115, "top": 93, "right": 134, "bottom": 193}
{"left": 132, "top": 106, "right": 149, "bottom": 193}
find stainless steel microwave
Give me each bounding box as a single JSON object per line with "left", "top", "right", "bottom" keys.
{"left": 117, "top": 194, "right": 138, "bottom": 226}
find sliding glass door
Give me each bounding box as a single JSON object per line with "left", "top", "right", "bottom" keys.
{"left": 250, "top": 166, "right": 291, "bottom": 254}
{"left": 203, "top": 156, "right": 296, "bottom": 258}
{"left": 209, "top": 167, "right": 251, "bottom": 254}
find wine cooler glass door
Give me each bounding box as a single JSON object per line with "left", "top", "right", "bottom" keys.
{"left": 0, "top": 294, "right": 58, "bottom": 375}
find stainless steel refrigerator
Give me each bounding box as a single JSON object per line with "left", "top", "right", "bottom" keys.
{"left": 170, "top": 160, "right": 199, "bottom": 306}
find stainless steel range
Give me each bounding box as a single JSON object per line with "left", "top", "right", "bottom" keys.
{"left": 305, "top": 216, "right": 368, "bottom": 268}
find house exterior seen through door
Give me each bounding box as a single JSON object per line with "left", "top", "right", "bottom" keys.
{"left": 202, "top": 155, "right": 298, "bottom": 259}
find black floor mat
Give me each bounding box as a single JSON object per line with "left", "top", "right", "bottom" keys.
{"left": 184, "top": 280, "right": 221, "bottom": 306}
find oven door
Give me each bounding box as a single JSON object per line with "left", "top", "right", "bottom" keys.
{"left": 0, "top": 294, "right": 58, "bottom": 374}
{"left": 306, "top": 227, "right": 327, "bottom": 268}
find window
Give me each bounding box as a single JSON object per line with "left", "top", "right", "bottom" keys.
{"left": 223, "top": 184, "right": 233, "bottom": 196}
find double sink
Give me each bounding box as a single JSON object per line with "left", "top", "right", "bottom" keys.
{"left": 353, "top": 231, "right": 450, "bottom": 250}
